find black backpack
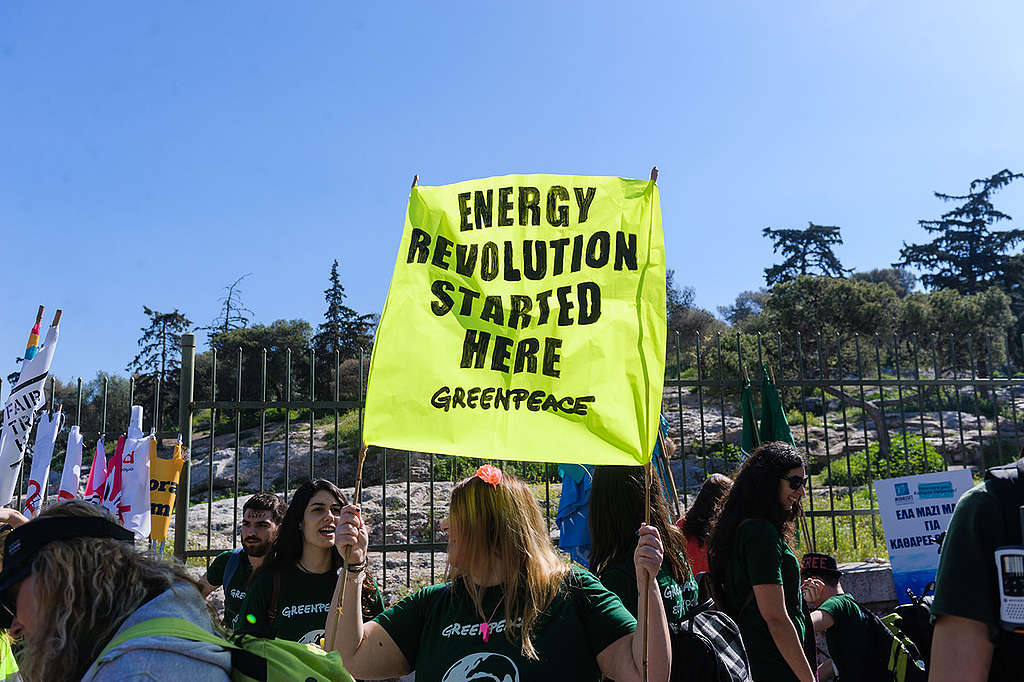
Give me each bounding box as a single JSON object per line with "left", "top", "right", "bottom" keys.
{"left": 672, "top": 598, "right": 752, "bottom": 682}
{"left": 892, "top": 582, "right": 935, "bottom": 665}
{"left": 841, "top": 594, "right": 928, "bottom": 682}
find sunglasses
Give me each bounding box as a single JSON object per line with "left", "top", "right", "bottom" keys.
{"left": 781, "top": 474, "right": 809, "bottom": 491}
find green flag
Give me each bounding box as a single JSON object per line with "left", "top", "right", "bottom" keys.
{"left": 740, "top": 379, "right": 759, "bottom": 454}
{"left": 759, "top": 364, "right": 795, "bottom": 446}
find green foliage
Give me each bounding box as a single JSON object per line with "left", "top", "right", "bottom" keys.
{"left": 822, "top": 435, "right": 945, "bottom": 487}
{"left": 313, "top": 260, "right": 376, "bottom": 359}
{"left": 786, "top": 408, "right": 822, "bottom": 427}
{"left": 430, "top": 456, "right": 560, "bottom": 484}
{"left": 852, "top": 268, "right": 917, "bottom": 297}
{"left": 763, "top": 222, "right": 851, "bottom": 286}
{"left": 128, "top": 306, "right": 192, "bottom": 430}
{"left": 897, "top": 169, "right": 1024, "bottom": 295}
{"left": 718, "top": 289, "right": 769, "bottom": 327}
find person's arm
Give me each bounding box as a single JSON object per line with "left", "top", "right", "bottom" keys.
{"left": 328, "top": 504, "right": 411, "bottom": 678}
{"left": 809, "top": 608, "right": 834, "bottom": 632}
{"left": 929, "top": 614, "right": 994, "bottom": 682}
{"left": 199, "top": 553, "right": 227, "bottom": 598}
{"left": 752, "top": 583, "right": 815, "bottom": 682}
{"left": 0, "top": 508, "right": 27, "bottom": 528}
{"left": 816, "top": 659, "right": 835, "bottom": 681}
{"left": 198, "top": 576, "right": 217, "bottom": 598}
{"left": 596, "top": 525, "right": 671, "bottom": 682}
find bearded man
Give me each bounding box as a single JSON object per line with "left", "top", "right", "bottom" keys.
{"left": 200, "top": 491, "right": 285, "bottom": 627}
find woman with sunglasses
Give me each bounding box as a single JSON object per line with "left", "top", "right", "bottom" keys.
{"left": 708, "top": 441, "right": 814, "bottom": 682}
{"left": 327, "top": 465, "right": 672, "bottom": 681}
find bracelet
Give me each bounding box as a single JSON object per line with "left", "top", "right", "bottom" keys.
{"left": 347, "top": 560, "right": 366, "bottom": 573}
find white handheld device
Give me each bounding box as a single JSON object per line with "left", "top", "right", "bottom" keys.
{"left": 996, "top": 503, "right": 1024, "bottom": 632}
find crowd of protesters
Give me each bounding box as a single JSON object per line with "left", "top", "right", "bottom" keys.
{"left": 0, "top": 440, "right": 1018, "bottom": 681}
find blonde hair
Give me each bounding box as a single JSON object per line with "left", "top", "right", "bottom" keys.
{"left": 18, "top": 500, "right": 205, "bottom": 682}
{"left": 446, "top": 470, "right": 568, "bottom": 660}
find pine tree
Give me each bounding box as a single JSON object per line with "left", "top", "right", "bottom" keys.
{"left": 128, "top": 307, "right": 191, "bottom": 428}
{"left": 762, "top": 222, "right": 850, "bottom": 286}
{"left": 896, "top": 169, "right": 1024, "bottom": 294}
{"left": 314, "top": 260, "right": 375, "bottom": 359}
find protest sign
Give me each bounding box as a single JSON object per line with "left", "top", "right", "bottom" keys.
{"left": 875, "top": 469, "right": 974, "bottom": 603}
{"left": 364, "top": 174, "right": 666, "bottom": 466}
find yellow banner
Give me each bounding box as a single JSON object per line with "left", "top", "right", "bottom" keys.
{"left": 149, "top": 441, "right": 186, "bottom": 543}
{"left": 364, "top": 174, "right": 666, "bottom": 466}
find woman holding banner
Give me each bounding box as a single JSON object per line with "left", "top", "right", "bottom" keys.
{"left": 328, "top": 465, "right": 671, "bottom": 681}
{"left": 234, "top": 479, "right": 383, "bottom": 644}
{"left": 708, "top": 442, "right": 814, "bottom": 682}
{"left": 589, "top": 464, "right": 699, "bottom": 681}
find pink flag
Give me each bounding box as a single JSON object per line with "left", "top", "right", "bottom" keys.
{"left": 84, "top": 437, "right": 108, "bottom": 504}
{"left": 101, "top": 436, "right": 127, "bottom": 523}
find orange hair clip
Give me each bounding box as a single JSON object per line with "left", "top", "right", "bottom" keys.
{"left": 476, "top": 464, "right": 502, "bottom": 488}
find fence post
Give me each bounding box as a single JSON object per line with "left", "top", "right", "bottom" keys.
{"left": 174, "top": 333, "right": 196, "bottom": 563}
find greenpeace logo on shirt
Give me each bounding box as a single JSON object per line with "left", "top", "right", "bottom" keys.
{"left": 442, "top": 617, "right": 522, "bottom": 638}
{"left": 282, "top": 603, "right": 330, "bottom": 619}
{"left": 228, "top": 588, "right": 246, "bottom": 601}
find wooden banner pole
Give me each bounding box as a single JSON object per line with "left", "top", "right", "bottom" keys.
{"left": 325, "top": 441, "right": 368, "bottom": 651}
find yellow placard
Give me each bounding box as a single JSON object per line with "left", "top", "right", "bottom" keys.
{"left": 149, "top": 441, "right": 186, "bottom": 542}
{"left": 364, "top": 174, "right": 666, "bottom": 466}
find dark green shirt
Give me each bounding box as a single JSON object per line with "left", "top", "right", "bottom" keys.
{"left": 373, "top": 567, "right": 636, "bottom": 681}
{"left": 932, "top": 477, "right": 1024, "bottom": 681}
{"left": 818, "top": 594, "right": 874, "bottom": 682}
{"left": 598, "top": 559, "right": 699, "bottom": 635}
{"left": 932, "top": 481, "right": 1003, "bottom": 641}
{"left": 234, "top": 564, "right": 385, "bottom": 644}
{"left": 723, "top": 519, "right": 807, "bottom": 682}
{"left": 205, "top": 549, "right": 253, "bottom": 627}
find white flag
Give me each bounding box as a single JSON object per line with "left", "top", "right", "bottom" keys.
{"left": 23, "top": 410, "right": 63, "bottom": 518}
{"left": 0, "top": 320, "right": 60, "bottom": 505}
{"left": 58, "top": 425, "right": 84, "bottom": 500}
{"left": 120, "top": 406, "right": 151, "bottom": 538}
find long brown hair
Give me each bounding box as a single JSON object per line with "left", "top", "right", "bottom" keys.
{"left": 707, "top": 442, "right": 804, "bottom": 614}
{"left": 589, "top": 464, "right": 691, "bottom": 583}
{"left": 252, "top": 479, "right": 379, "bottom": 618}
{"left": 447, "top": 469, "right": 569, "bottom": 660}
{"left": 682, "top": 473, "right": 733, "bottom": 547}
{"left": 19, "top": 500, "right": 204, "bottom": 682}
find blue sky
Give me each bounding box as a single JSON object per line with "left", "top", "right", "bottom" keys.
{"left": 2, "top": 1, "right": 1023, "bottom": 383}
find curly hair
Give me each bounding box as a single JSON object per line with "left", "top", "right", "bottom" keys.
{"left": 707, "top": 442, "right": 804, "bottom": 614}
{"left": 18, "top": 500, "right": 204, "bottom": 682}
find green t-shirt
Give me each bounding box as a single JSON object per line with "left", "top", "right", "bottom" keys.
{"left": 234, "top": 564, "right": 385, "bottom": 644}
{"left": 932, "top": 481, "right": 1004, "bottom": 641}
{"left": 598, "top": 559, "right": 699, "bottom": 635}
{"left": 205, "top": 549, "right": 253, "bottom": 627}
{"left": 723, "top": 519, "right": 806, "bottom": 682}
{"left": 373, "top": 567, "right": 636, "bottom": 681}
{"left": 932, "top": 477, "right": 1024, "bottom": 681}
{"left": 818, "top": 593, "right": 874, "bottom": 682}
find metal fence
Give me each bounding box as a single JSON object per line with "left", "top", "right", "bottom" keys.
{"left": 25, "top": 328, "right": 1019, "bottom": 596}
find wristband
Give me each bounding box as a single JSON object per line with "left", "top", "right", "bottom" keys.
{"left": 347, "top": 560, "right": 366, "bottom": 572}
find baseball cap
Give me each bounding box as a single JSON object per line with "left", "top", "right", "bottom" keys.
{"left": 801, "top": 552, "right": 843, "bottom": 580}
{"left": 0, "top": 515, "right": 133, "bottom": 628}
